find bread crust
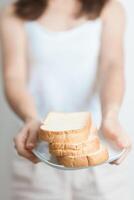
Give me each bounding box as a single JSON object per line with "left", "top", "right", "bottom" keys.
{"left": 38, "top": 113, "right": 92, "bottom": 143}
{"left": 57, "top": 145, "right": 109, "bottom": 167}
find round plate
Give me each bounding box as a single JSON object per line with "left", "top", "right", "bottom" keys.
{"left": 33, "top": 133, "right": 126, "bottom": 170}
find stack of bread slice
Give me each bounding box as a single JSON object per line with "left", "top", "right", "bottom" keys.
{"left": 38, "top": 112, "right": 109, "bottom": 168}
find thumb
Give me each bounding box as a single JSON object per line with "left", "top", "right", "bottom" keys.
{"left": 26, "top": 129, "right": 38, "bottom": 150}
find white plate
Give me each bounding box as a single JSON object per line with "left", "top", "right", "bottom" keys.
{"left": 33, "top": 132, "right": 125, "bottom": 170}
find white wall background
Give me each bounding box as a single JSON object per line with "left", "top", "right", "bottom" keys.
{"left": 0, "top": 0, "right": 134, "bottom": 199}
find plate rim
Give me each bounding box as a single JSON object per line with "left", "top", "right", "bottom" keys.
{"left": 32, "top": 145, "right": 126, "bottom": 170}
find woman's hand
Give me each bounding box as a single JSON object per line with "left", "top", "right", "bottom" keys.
{"left": 14, "top": 119, "right": 42, "bottom": 164}
{"left": 100, "top": 117, "right": 132, "bottom": 165}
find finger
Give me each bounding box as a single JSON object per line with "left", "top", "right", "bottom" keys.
{"left": 14, "top": 134, "right": 40, "bottom": 163}
{"left": 24, "top": 154, "right": 40, "bottom": 164}
{"left": 110, "top": 148, "right": 131, "bottom": 165}
{"left": 17, "top": 144, "right": 40, "bottom": 163}
{"left": 26, "top": 129, "right": 38, "bottom": 150}
{"left": 14, "top": 127, "right": 28, "bottom": 143}
{"left": 106, "top": 129, "right": 131, "bottom": 149}
{"left": 115, "top": 134, "right": 131, "bottom": 149}
{"left": 114, "top": 147, "right": 131, "bottom": 165}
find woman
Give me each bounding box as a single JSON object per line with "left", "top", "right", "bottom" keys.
{"left": 0, "top": 0, "right": 132, "bottom": 199}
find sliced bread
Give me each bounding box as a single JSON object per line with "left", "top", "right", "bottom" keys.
{"left": 49, "top": 136, "right": 100, "bottom": 156}
{"left": 38, "top": 112, "right": 92, "bottom": 143}
{"left": 57, "top": 145, "right": 109, "bottom": 167}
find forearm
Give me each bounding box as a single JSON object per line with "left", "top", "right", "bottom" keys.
{"left": 99, "top": 63, "right": 125, "bottom": 120}
{"left": 4, "top": 79, "right": 38, "bottom": 122}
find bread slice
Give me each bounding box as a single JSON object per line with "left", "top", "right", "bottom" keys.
{"left": 49, "top": 124, "right": 97, "bottom": 150}
{"left": 57, "top": 145, "right": 109, "bottom": 167}
{"left": 49, "top": 136, "right": 100, "bottom": 156}
{"left": 38, "top": 112, "right": 92, "bottom": 143}
{"left": 49, "top": 125, "right": 99, "bottom": 156}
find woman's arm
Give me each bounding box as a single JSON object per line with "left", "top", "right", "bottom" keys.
{"left": 0, "top": 6, "right": 40, "bottom": 163}
{"left": 99, "top": 1, "right": 131, "bottom": 164}
{"left": 1, "top": 7, "right": 37, "bottom": 122}
{"left": 99, "top": 1, "right": 125, "bottom": 119}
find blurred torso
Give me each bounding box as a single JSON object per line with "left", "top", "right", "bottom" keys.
{"left": 24, "top": 0, "right": 102, "bottom": 125}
